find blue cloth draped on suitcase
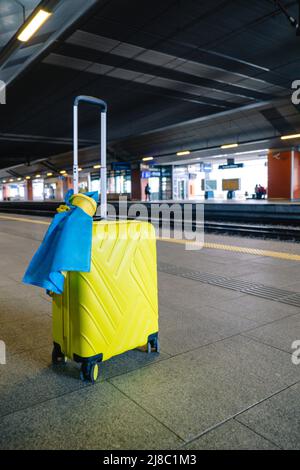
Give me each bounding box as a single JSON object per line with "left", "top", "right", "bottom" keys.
{"left": 23, "top": 190, "right": 98, "bottom": 294}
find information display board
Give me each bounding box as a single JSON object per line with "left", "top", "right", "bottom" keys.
{"left": 201, "top": 179, "right": 217, "bottom": 191}
{"left": 222, "top": 178, "right": 240, "bottom": 191}
{"left": 206, "top": 180, "right": 217, "bottom": 191}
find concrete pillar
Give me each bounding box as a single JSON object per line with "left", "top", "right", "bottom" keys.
{"left": 292, "top": 150, "right": 300, "bottom": 200}
{"left": 2, "top": 185, "right": 9, "bottom": 201}
{"left": 56, "top": 179, "right": 64, "bottom": 201}
{"left": 25, "top": 180, "right": 33, "bottom": 201}
{"left": 87, "top": 173, "right": 92, "bottom": 192}
{"left": 268, "top": 150, "right": 292, "bottom": 199}
{"left": 131, "top": 168, "right": 142, "bottom": 201}
{"left": 63, "top": 176, "right": 73, "bottom": 194}
{"left": 55, "top": 176, "right": 73, "bottom": 201}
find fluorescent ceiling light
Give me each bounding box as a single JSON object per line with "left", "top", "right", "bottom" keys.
{"left": 9, "top": 179, "right": 14, "bottom": 182}
{"left": 78, "top": 168, "right": 83, "bottom": 172}
{"left": 25, "top": 176, "right": 31, "bottom": 180}
{"left": 17, "top": 178, "right": 22, "bottom": 181}
{"left": 234, "top": 148, "right": 269, "bottom": 156}
{"left": 35, "top": 174, "right": 41, "bottom": 178}
{"left": 281, "top": 133, "right": 300, "bottom": 140}
{"left": 47, "top": 172, "right": 53, "bottom": 177}
{"left": 142, "top": 157, "right": 154, "bottom": 161}
{"left": 3, "top": 180, "right": 7, "bottom": 183}
{"left": 93, "top": 165, "right": 101, "bottom": 169}
{"left": 18, "top": 9, "right": 52, "bottom": 43}
{"left": 176, "top": 151, "right": 191, "bottom": 156}
{"left": 221, "top": 143, "right": 239, "bottom": 149}
{"left": 60, "top": 170, "right": 66, "bottom": 174}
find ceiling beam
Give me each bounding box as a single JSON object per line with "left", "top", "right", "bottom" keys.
{"left": 0, "top": 132, "right": 97, "bottom": 146}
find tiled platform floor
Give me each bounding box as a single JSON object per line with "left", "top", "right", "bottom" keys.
{"left": 0, "top": 214, "right": 300, "bottom": 450}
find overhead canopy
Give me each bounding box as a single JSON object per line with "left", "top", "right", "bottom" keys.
{"left": 0, "top": 0, "right": 299, "bottom": 173}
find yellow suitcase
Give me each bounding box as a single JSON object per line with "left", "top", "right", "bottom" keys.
{"left": 52, "top": 220, "right": 159, "bottom": 383}
{"left": 52, "top": 96, "right": 159, "bottom": 383}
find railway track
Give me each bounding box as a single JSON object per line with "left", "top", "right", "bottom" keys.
{"left": 0, "top": 202, "right": 300, "bottom": 241}
{"left": 204, "top": 221, "right": 300, "bottom": 241}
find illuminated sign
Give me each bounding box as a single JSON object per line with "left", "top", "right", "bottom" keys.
{"left": 219, "top": 163, "right": 244, "bottom": 169}
{"left": 222, "top": 179, "right": 240, "bottom": 191}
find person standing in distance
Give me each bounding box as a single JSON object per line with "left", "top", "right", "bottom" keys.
{"left": 145, "top": 183, "right": 151, "bottom": 201}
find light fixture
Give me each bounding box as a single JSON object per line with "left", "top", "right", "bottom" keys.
{"left": 93, "top": 164, "right": 101, "bottom": 169}
{"left": 3, "top": 180, "right": 7, "bottom": 183}
{"left": 17, "top": 178, "right": 22, "bottom": 181}
{"left": 9, "top": 179, "right": 14, "bottom": 182}
{"left": 25, "top": 176, "right": 31, "bottom": 180}
{"left": 17, "top": 9, "right": 52, "bottom": 43}
{"left": 60, "top": 170, "right": 66, "bottom": 174}
{"left": 176, "top": 150, "right": 191, "bottom": 156}
{"left": 47, "top": 172, "right": 53, "bottom": 177}
{"left": 221, "top": 143, "right": 239, "bottom": 149}
{"left": 142, "top": 157, "right": 154, "bottom": 162}
{"left": 35, "top": 174, "right": 41, "bottom": 178}
{"left": 281, "top": 133, "right": 300, "bottom": 140}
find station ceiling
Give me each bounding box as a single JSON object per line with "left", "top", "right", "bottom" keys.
{"left": 0, "top": 0, "right": 300, "bottom": 173}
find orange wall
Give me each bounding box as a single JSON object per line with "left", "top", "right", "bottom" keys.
{"left": 268, "top": 151, "right": 291, "bottom": 199}
{"left": 293, "top": 151, "right": 300, "bottom": 199}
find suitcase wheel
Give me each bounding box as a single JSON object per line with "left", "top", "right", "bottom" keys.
{"left": 80, "top": 362, "right": 99, "bottom": 384}
{"left": 52, "top": 344, "right": 67, "bottom": 365}
{"left": 147, "top": 337, "right": 160, "bottom": 354}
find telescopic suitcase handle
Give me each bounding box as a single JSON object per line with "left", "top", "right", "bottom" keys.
{"left": 73, "top": 95, "right": 107, "bottom": 219}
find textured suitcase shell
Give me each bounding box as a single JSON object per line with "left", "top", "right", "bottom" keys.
{"left": 52, "top": 220, "right": 159, "bottom": 363}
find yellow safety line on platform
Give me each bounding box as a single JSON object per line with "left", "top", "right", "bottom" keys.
{"left": 156, "top": 237, "right": 300, "bottom": 261}
{"left": 1, "top": 214, "right": 300, "bottom": 261}
{"left": 0, "top": 215, "right": 50, "bottom": 225}
{"left": 203, "top": 242, "right": 300, "bottom": 261}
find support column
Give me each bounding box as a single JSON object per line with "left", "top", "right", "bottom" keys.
{"left": 268, "top": 149, "right": 300, "bottom": 200}
{"left": 292, "top": 150, "right": 300, "bottom": 200}
{"left": 56, "top": 179, "right": 64, "bottom": 201}
{"left": 55, "top": 176, "right": 73, "bottom": 201}
{"left": 2, "top": 185, "right": 9, "bottom": 201}
{"left": 131, "top": 168, "right": 142, "bottom": 201}
{"left": 25, "top": 180, "right": 33, "bottom": 201}
{"left": 87, "top": 173, "right": 92, "bottom": 192}
{"left": 268, "top": 150, "right": 292, "bottom": 199}
{"left": 63, "top": 176, "right": 73, "bottom": 194}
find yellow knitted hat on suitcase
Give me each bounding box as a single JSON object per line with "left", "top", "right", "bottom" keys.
{"left": 70, "top": 193, "right": 97, "bottom": 217}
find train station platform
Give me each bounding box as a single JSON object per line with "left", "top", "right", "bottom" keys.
{"left": 0, "top": 213, "right": 300, "bottom": 450}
